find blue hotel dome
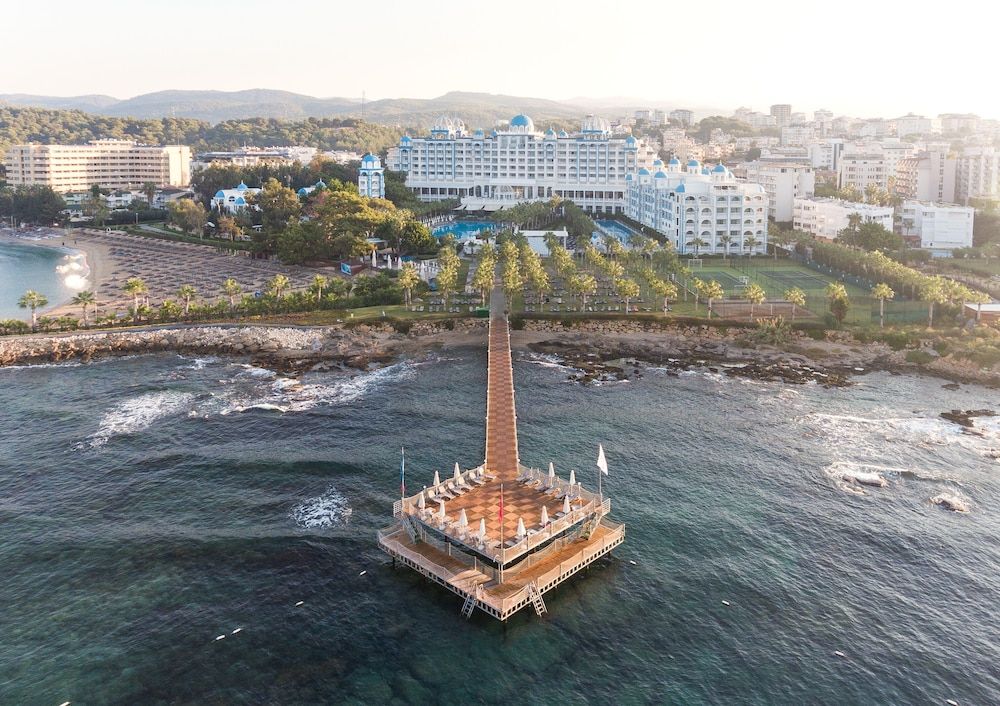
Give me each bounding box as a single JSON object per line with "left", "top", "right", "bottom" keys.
{"left": 687, "top": 159, "right": 700, "bottom": 168}
{"left": 675, "top": 183, "right": 686, "bottom": 193}
{"left": 400, "top": 135, "right": 411, "bottom": 143}
{"left": 625, "top": 135, "right": 637, "bottom": 144}
{"left": 654, "top": 171, "right": 667, "bottom": 178}
{"left": 510, "top": 114, "right": 531, "bottom": 127}
{"left": 713, "top": 163, "right": 728, "bottom": 173}
{"left": 362, "top": 153, "right": 378, "bottom": 164}
{"left": 668, "top": 157, "right": 681, "bottom": 166}
{"left": 637, "top": 167, "right": 651, "bottom": 176}
{"left": 236, "top": 181, "right": 248, "bottom": 191}
{"left": 214, "top": 190, "right": 226, "bottom": 198}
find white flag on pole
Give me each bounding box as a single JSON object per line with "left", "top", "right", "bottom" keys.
{"left": 597, "top": 444, "right": 608, "bottom": 475}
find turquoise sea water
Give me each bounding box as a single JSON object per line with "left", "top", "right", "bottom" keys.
{"left": 0, "top": 241, "right": 84, "bottom": 319}
{"left": 432, "top": 221, "right": 495, "bottom": 239}
{"left": 1, "top": 350, "right": 999, "bottom": 704}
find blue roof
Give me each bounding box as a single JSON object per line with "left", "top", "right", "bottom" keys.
{"left": 510, "top": 114, "right": 531, "bottom": 127}
{"left": 702, "top": 167, "right": 710, "bottom": 175}
{"left": 474, "top": 129, "right": 485, "bottom": 137}
{"left": 637, "top": 168, "right": 650, "bottom": 176}
{"left": 297, "top": 188, "right": 308, "bottom": 196}
{"left": 400, "top": 135, "right": 411, "bottom": 143}
{"left": 653, "top": 159, "right": 663, "bottom": 167}
{"left": 558, "top": 130, "right": 568, "bottom": 137}
{"left": 545, "top": 127, "right": 556, "bottom": 136}
{"left": 713, "top": 163, "right": 727, "bottom": 173}
{"left": 668, "top": 157, "right": 681, "bottom": 165}
{"left": 361, "top": 153, "right": 378, "bottom": 164}
{"left": 675, "top": 183, "right": 686, "bottom": 193}
{"left": 316, "top": 179, "right": 326, "bottom": 187}
{"left": 625, "top": 174, "right": 633, "bottom": 181}
{"left": 625, "top": 135, "right": 637, "bottom": 144}
{"left": 236, "top": 181, "right": 248, "bottom": 190}
{"left": 687, "top": 159, "right": 700, "bottom": 167}
{"left": 654, "top": 171, "right": 667, "bottom": 178}
{"left": 235, "top": 196, "right": 246, "bottom": 204}
{"left": 214, "top": 190, "right": 226, "bottom": 198}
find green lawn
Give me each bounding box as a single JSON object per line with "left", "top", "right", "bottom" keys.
{"left": 944, "top": 259, "right": 1000, "bottom": 277}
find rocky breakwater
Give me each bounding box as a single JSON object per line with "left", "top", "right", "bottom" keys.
{"left": 0, "top": 325, "right": 404, "bottom": 372}
{"left": 516, "top": 319, "right": 870, "bottom": 386}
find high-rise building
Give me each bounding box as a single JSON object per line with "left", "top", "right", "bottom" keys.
{"left": 358, "top": 153, "right": 386, "bottom": 199}
{"left": 770, "top": 104, "right": 792, "bottom": 128}
{"left": 4, "top": 140, "right": 191, "bottom": 192}
{"left": 742, "top": 161, "right": 815, "bottom": 222}
{"left": 956, "top": 147, "right": 1000, "bottom": 203}
{"left": 669, "top": 109, "right": 694, "bottom": 126}
{"left": 807, "top": 139, "right": 846, "bottom": 171}
{"left": 894, "top": 150, "right": 956, "bottom": 203}
{"left": 387, "top": 114, "right": 657, "bottom": 213}
{"left": 626, "top": 159, "right": 768, "bottom": 254}
{"left": 838, "top": 152, "right": 890, "bottom": 193}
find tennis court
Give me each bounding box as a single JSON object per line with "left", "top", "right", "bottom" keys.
{"left": 694, "top": 269, "right": 747, "bottom": 291}
{"left": 759, "top": 269, "right": 833, "bottom": 292}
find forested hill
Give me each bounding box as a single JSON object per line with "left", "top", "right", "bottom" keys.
{"left": 0, "top": 106, "right": 405, "bottom": 156}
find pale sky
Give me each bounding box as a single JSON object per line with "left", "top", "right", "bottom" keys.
{"left": 4, "top": 0, "right": 998, "bottom": 119}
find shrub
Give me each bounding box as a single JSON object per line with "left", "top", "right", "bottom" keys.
{"left": 905, "top": 350, "right": 935, "bottom": 365}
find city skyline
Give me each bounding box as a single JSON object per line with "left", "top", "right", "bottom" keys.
{"left": 4, "top": 0, "right": 998, "bottom": 120}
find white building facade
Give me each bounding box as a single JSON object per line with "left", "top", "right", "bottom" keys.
{"left": 792, "top": 197, "right": 894, "bottom": 241}
{"left": 894, "top": 150, "right": 956, "bottom": 203}
{"left": 626, "top": 158, "right": 768, "bottom": 255}
{"left": 838, "top": 152, "right": 890, "bottom": 192}
{"left": 358, "top": 153, "right": 386, "bottom": 198}
{"left": 900, "top": 201, "right": 975, "bottom": 252}
{"left": 210, "top": 182, "right": 261, "bottom": 214}
{"left": 4, "top": 140, "right": 191, "bottom": 192}
{"left": 742, "top": 161, "right": 815, "bottom": 222}
{"left": 956, "top": 147, "right": 1000, "bottom": 203}
{"left": 386, "top": 114, "right": 658, "bottom": 213}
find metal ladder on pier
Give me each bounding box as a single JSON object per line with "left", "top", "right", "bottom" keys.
{"left": 461, "top": 585, "right": 482, "bottom": 619}
{"left": 527, "top": 582, "right": 547, "bottom": 616}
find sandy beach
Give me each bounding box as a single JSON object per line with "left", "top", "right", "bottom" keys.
{"left": 2, "top": 227, "right": 335, "bottom": 320}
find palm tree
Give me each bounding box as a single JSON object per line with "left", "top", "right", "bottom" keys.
{"left": 719, "top": 234, "right": 733, "bottom": 261}
{"left": 398, "top": 263, "right": 420, "bottom": 310}
{"left": 650, "top": 278, "right": 678, "bottom": 314}
{"left": 72, "top": 290, "right": 96, "bottom": 328}
{"left": 920, "top": 278, "right": 947, "bottom": 328}
{"left": 687, "top": 237, "right": 708, "bottom": 257}
{"left": 569, "top": 273, "right": 597, "bottom": 308}
{"left": 267, "top": 274, "right": 291, "bottom": 299}
{"left": 744, "top": 282, "right": 766, "bottom": 321}
{"left": 221, "top": 278, "right": 242, "bottom": 310}
{"left": 826, "top": 283, "right": 850, "bottom": 324}
{"left": 743, "top": 235, "right": 760, "bottom": 258}
{"left": 177, "top": 285, "right": 197, "bottom": 317}
{"left": 615, "top": 278, "right": 640, "bottom": 314}
{"left": 784, "top": 287, "right": 806, "bottom": 322}
{"left": 871, "top": 283, "right": 894, "bottom": 328}
{"left": 702, "top": 280, "right": 725, "bottom": 318}
{"left": 309, "top": 275, "right": 329, "bottom": 305}
{"left": 691, "top": 277, "right": 706, "bottom": 311}
{"left": 18, "top": 290, "right": 48, "bottom": 331}
{"left": 123, "top": 277, "right": 148, "bottom": 321}
{"left": 142, "top": 182, "right": 156, "bottom": 207}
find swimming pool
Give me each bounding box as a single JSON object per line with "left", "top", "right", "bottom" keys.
{"left": 595, "top": 219, "right": 637, "bottom": 243}
{"left": 431, "top": 221, "right": 496, "bottom": 239}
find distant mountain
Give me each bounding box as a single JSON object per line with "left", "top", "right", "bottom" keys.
{"left": 0, "top": 93, "right": 120, "bottom": 112}
{"left": 0, "top": 88, "right": 720, "bottom": 126}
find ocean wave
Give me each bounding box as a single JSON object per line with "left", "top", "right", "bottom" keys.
{"left": 519, "top": 352, "right": 580, "bottom": 372}
{"left": 0, "top": 361, "right": 83, "bottom": 372}
{"left": 931, "top": 491, "right": 971, "bottom": 513}
{"left": 86, "top": 390, "right": 196, "bottom": 447}
{"left": 824, "top": 461, "right": 892, "bottom": 493}
{"left": 291, "top": 486, "right": 353, "bottom": 528}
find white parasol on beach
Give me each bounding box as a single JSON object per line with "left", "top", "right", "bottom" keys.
{"left": 458, "top": 508, "right": 468, "bottom": 528}
{"left": 547, "top": 462, "right": 555, "bottom": 488}
{"left": 568, "top": 469, "right": 576, "bottom": 486}
{"left": 479, "top": 518, "right": 487, "bottom": 542}
{"left": 454, "top": 463, "right": 462, "bottom": 482}
{"left": 437, "top": 499, "right": 447, "bottom": 521}
{"left": 433, "top": 470, "right": 440, "bottom": 486}
{"left": 563, "top": 495, "right": 571, "bottom": 515}
{"left": 540, "top": 505, "right": 549, "bottom": 526}
{"left": 417, "top": 491, "right": 426, "bottom": 510}
{"left": 516, "top": 517, "right": 526, "bottom": 538}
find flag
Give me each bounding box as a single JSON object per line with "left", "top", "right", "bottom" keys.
{"left": 400, "top": 447, "right": 406, "bottom": 496}
{"left": 597, "top": 444, "right": 608, "bottom": 475}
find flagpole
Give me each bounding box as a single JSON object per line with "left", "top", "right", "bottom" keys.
{"left": 400, "top": 446, "right": 405, "bottom": 503}
{"left": 499, "top": 482, "right": 504, "bottom": 584}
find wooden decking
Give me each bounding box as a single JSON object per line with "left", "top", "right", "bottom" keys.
{"left": 484, "top": 285, "right": 519, "bottom": 482}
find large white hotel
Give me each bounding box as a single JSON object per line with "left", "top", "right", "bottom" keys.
{"left": 387, "top": 114, "right": 658, "bottom": 213}
{"left": 626, "top": 159, "right": 769, "bottom": 254}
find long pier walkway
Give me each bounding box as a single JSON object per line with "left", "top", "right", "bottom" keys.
{"left": 484, "top": 285, "right": 520, "bottom": 482}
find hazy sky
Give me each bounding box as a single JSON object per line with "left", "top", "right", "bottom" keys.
{"left": 5, "top": 0, "right": 997, "bottom": 119}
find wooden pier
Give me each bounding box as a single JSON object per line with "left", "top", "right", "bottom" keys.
{"left": 378, "top": 285, "right": 625, "bottom": 621}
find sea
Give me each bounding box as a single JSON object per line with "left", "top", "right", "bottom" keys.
{"left": 1, "top": 349, "right": 998, "bottom": 704}
{"left": 0, "top": 240, "right": 87, "bottom": 320}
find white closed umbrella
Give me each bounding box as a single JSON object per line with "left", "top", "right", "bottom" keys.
{"left": 568, "top": 469, "right": 576, "bottom": 486}
{"left": 516, "top": 517, "right": 526, "bottom": 538}
{"left": 418, "top": 491, "right": 426, "bottom": 510}
{"left": 540, "top": 506, "right": 549, "bottom": 525}
{"left": 479, "top": 518, "right": 487, "bottom": 541}
{"left": 547, "top": 462, "right": 555, "bottom": 488}
{"left": 438, "top": 500, "right": 446, "bottom": 521}
{"left": 563, "top": 495, "right": 571, "bottom": 515}
{"left": 371, "top": 250, "right": 377, "bottom": 267}
{"left": 433, "top": 470, "right": 440, "bottom": 486}
{"left": 454, "top": 463, "right": 462, "bottom": 482}
{"left": 458, "top": 508, "right": 468, "bottom": 528}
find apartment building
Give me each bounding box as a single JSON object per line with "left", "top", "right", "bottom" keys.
{"left": 4, "top": 140, "right": 191, "bottom": 192}
{"left": 742, "top": 161, "right": 815, "bottom": 222}
{"left": 899, "top": 201, "right": 974, "bottom": 252}
{"left": 792, "top": 197, "right": 894, "bottom": 241}
{"left": 838, "top": 152, "right": 890, "bottom": 192}
{"left": 894, "top": 150, "right": 956, "bottom": 202}
{"left": 956, "top": 146, "right": 1000, "bottom": 203}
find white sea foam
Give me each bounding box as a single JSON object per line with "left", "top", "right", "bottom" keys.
{"left": 825, "top": 461, "right": 891, "bottom": 490}
{"left": 931, "top": 491, "right": 971, "bottom": 513}
{"left": 291, "top": 486, "right": 353, "bottom": 528}
{"left": 87, "top": 390, "right": 196, "bottom": 447}
{"left": 520, "top": 352, "right": 580, "bottom": 373}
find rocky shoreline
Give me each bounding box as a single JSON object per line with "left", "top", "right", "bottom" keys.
{"left": 1, "top": 317, "right": 998, "bottom": 389}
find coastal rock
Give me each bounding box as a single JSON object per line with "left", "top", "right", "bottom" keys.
{"left": 940, "top": 409, "right": 996, "bottom": 428}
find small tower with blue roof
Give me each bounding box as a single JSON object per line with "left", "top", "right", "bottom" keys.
{"left": 358, "top": 153, "right": 385, "bottom": 199}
